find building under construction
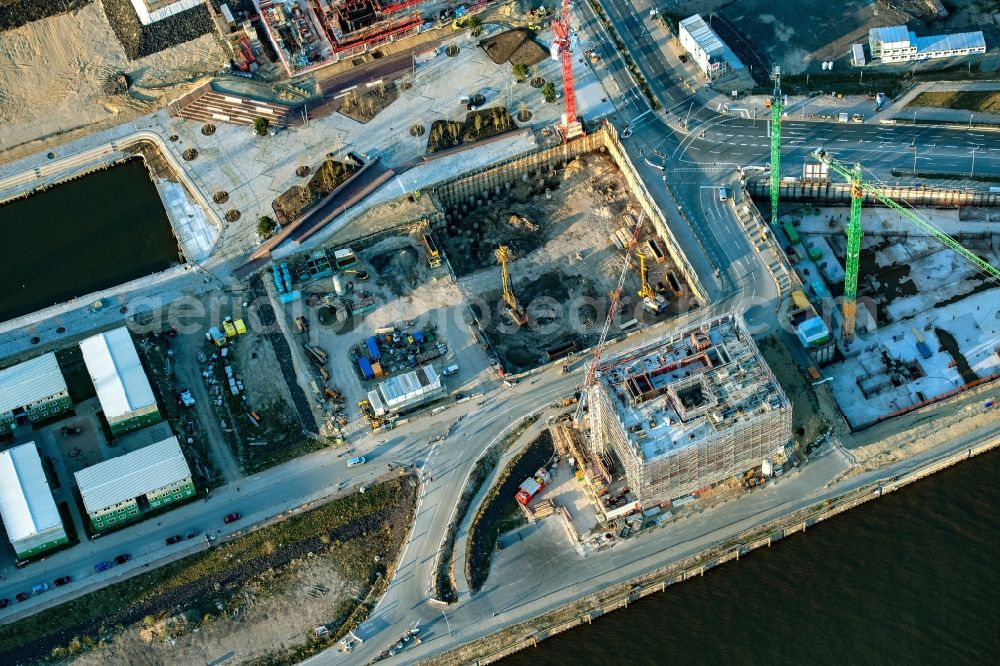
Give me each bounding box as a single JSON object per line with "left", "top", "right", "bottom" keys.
{"left": 588, "top": 312, "right": 791, "bottom": 507}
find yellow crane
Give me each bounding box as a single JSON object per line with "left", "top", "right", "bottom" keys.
{"left": 636, "top": 250, "right": 654, "bottom": 300}
{"left": 496, "top": 245, "right": 528, "bottom": 326}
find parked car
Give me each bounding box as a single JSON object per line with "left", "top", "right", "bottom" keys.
{"left": 54, "top": 576, "right": 72, "bottom": 587}
{"left": 0, "top": 598, "right": 10, "bottom": 609}
{"left": 165, "top": 535, "right": 183, "bottom": 545}
{"left": 346, "top": 457, "right": 366, "bottom": 468}
{"left": 15, "top": 593, "right": 29, "bottom": 603}
{"left": 30, "top": 583, "right": 49, "bottom": 595}
{"left": 113, "top": 554, "right": 131, "bottom": 565}
{"left": 94, "top": 561, "right": 113, "bottom": 572}
{"left": 184, "top": 528, "right": 201, "bottom": 540}
{"left": 223, "top": 512, "right": 241, "bottom": 524}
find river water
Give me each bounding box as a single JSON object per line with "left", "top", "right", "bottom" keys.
{"left": 0, "top": 158, "right": 178, "bottom": 323}
{"left": 502, "top": 450, "right": 999, "bottom": 665}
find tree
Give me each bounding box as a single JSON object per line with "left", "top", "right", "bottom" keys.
{"left": 512, "top": 62, "right": 529, "bottom": 82}
{"left": 253, "top": 117, "right": 269, "bottom": 136}
{"left": 257, "top": 215, "right": 277, "bottom": 238}
{"left": 468, "top": 15, "right": 482, "bottom": 36}
{"left": 542, "top": 81, "right": 557, "bottom": 103}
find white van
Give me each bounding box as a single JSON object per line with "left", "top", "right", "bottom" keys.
{"left": 718, "top": 186, "right": 728, "bottom": 202}
{"left": 442, "top": 364, "right": 460, "bottom": 376}
{"left": 347, "top": 456, "right": 366, "bottom": 467}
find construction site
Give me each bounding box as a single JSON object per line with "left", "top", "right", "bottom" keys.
{"left": 440, "top": 151, "right": 698, "bottom": 374}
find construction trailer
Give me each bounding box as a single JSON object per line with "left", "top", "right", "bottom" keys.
{"left": 587, "top": 312, "right": 791, "bottom": 507}
{"left": 366, "top": 364, "right": 445, "bottom": 416}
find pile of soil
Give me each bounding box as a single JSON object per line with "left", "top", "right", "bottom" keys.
{"left": 0, "top": 0, "right": 90, "bottom": 32}
{"left": 479, "top": 28, "right": 547, "bottom": 67}
{"left": 103, "top": 0, "right": 213, "bottom": 59}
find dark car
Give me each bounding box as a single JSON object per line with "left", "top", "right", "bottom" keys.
{"left": 0, "top": 598, "right": 9, "bottom": 609}
{"left": 184, "top": 528, "right": 201, "bottom": 540}
{"left": 165, "top": 535, "right": 183, "bottom": 545}
{"left": 15, "top": 593, "right": 29, "bottom": 603}
{"left": 54, "top": 576, "right": 72, "bottom": 587}
{"left": 113, "top": 554, "right": 131, "bottom": 565}
{"left": 223, "top": 512, "right": 241, "bottom": 524}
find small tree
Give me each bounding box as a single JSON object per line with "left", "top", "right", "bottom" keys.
{"left": 542, "top": 81, "right": 557, "bottom": 103}
{"left": 468, "top": 15, "right": 482, "bottom": 36}
{"left": 253, "top": 117, "right": 269, "bottom": 136}
{"left": 512, "top": 62, "right": 529, "bottom": 82}
{"left": 257, "top": 215, "right": 277, "bottom": 238}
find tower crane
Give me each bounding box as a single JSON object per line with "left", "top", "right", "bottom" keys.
{"left": 573, "top": 212, "right": 646, "bottom": 424}
{"left": 769, "top": 68, "right": 782, "bottom": 226}
{"left": 496, "top": 245, "right": 528, "bottom": 326}
{"left": 636, "top": 250, "right": 654, "bottom": 300}
{"left": 551, "top": 0, "right": 584, "bottom": 141}
{"left": 812, "top": 148, "right": 1000, "bottom": 343}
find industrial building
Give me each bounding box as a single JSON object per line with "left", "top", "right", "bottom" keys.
{"left": 678, "top": 14, "right": 745, "bottom": 82}
{"left": 868, "top": 25, "right": 985, "bottom": 63}
{"left": 0, "top": 442, "right": 68, "bottom": 559}
{"left": 74, "top": 436, "right": 195, "bottom": 530}
{"left": 587, "top": 313, "right": 791, "bottom": 507}
{"left": 0, "top": 353, "right": 72, "bottom": 435}
{"left": 367, "top": 364, "right": 445, "bottom": 416}
{"left": 80, "top": 327, "right": 161, "bottom": 436}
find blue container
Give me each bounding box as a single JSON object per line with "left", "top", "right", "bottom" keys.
{"left": 412, "top": 330, "right": 425, "bottom": 344}
{"left": 916, "top": 341, "right": 933, "bottom": 359}
{"left": 365, "top": 335, "right": 381, "bottom": 360}
{"left": 358, "top": 357, "right": 374, "bottom": 379}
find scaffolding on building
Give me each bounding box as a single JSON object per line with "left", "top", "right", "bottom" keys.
{"left": 587, "top": 312, "right": 791, "bottom": 507}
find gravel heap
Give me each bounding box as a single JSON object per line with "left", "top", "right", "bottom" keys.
{"left": 102, "top": 0, "right": 214, "bottom": 60}
{"left": 0, "top": 0, "right": 92, "bottom": 32}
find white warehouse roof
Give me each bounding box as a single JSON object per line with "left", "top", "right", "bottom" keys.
{"left": 0, "top": 442, "right": 62, "bottom": 543}
{"left": 75, "top": 436, "right": 191, "bottom": 514}
{"left": 869, "top": 25, "right": 910, "bottom": 46}
{"left": 80, "top": 327, "right": 156, "bottom": 420}
{"left": 680, "top": 15, "right": 725, "bottom": 58}
{"left": 0, "top": 352, "right": 67, "bottom": 414}
{"left": 913, "top": 30, "right": 985, "bottom": 53}
{"left": 378, "top": 365, "right": 441, "bottom": 408}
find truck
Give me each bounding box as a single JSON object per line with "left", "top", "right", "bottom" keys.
{"left": 515, "top": 468, "right": 552, "bottom": 505}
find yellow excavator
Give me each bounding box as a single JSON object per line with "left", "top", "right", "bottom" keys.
{"left": 496, "top": 245, "right": 528, "bottom": 326}
{"left": 637, "top": 250, "right": 655, "bottom": 300}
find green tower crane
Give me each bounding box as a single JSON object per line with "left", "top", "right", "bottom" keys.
{"left": 769, "top": 69, "right": 782, "bottom": 227}
{"left": 813, "top": 148, "right": 1000, "bottom": 344}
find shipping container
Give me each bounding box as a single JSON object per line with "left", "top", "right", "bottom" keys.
{"left": 666, "top": 271, "right": 683, "bottom": 297}
{"left": 783, "top": 220, "right": 800, "bottom": 245}
{"left": 365, "top": 336, "right": 381, "bottom": 360}
{"left": 645, "top": 238, "right": 666, "bottom": 262}
{"left": 791, "top": 290, "right": 810, "bottom": 310}
{"left": 915, "top": 341, "right": 933, "bottom": 359}
{"left": 372, "top": 360, "right": 384, "bottom": 377}
{"left": 358, "top": 357, "right": 374, "bottom": 379}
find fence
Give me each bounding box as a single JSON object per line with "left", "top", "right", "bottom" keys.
{"left": 747, "top": 179, "right": 1000, "bottom": 207}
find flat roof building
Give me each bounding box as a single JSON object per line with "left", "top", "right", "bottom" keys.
{"left": 367, "top": 365, "right": 446, "bottom": 416}
{"left": 869, "top": 25, "right": 985, "bottom": 63}
{"left": 0, "top": 442, "right": 68, "bottom": 559}
{"left": 588, "top": 313, "right": 791, "bottom": 507}
{"left": 74, "top": 436, "right": 195, "bottom": 530}
{"left": 0, "top": 353, "right": 72, "bottom": 435}
{"left": 678, "top": 15, "right": 746, "bottom": 82}
{"left": 80, "top": 327, "right": 161, "bottom": 436}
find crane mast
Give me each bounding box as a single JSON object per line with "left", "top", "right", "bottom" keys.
{"left": 769, "top": 68, "right": 782, "bottom": 227}
{"left": 573, "top": 213, "right": 646, "bottom": 423}
{"left": 551, "top": 0, "right": 583, "bottom": 141}
{"left": 812, "top": 148, "right": 1000, "bottom": 342}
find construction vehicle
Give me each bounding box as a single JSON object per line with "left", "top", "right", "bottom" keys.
{"left": 342, "top": 269, "right": 369, "bottom": 281}
{"left": 303, "top": 343, "right": 328, "bottom": 365}
{"left": 812, "top": 149, "right": 1000, "bottom": 342}
{"left": 550, "top": 0, "right": 583, "bottom": 141}
{"left": 574, "top": 213, "right": 647, "bottom": 423}
{"left": 636, "top": 250, "right": 654, "bottom": 300}
{"left": 295, "top": 316, "right": 309, "bottom": 333}
{"left": 496, "top": 245, "right": 528, "bottom": 326}
{"left": 422, "top": 233, "right": 442, "bottom": 268}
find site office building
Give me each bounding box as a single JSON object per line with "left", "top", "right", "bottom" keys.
{"left": 0, "top": 352, "right": 72, "bottom": 435}
{"left": 80, "top": 327, "right": 162, "bottom": 436}
{"left": 588, "top": 313, "right": 792, "bottom": 507}
{"left": 75, "top": 435, "right": 196, "bottom": 530}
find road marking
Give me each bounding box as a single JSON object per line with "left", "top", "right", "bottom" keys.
{"left": 946, "top": 145, "right": 958, "bottom": 148}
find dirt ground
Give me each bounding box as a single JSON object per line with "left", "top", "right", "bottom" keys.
{"left": 70, "top": 557, "right": 355, "bottom": 666}
{"left": 908, "top": 89, "right": 1000, "bottom": 113}
{"left": 442, "top": 153, "right": 695, "bottom": 373}
{"left": 0, "top": 2, "right": 225, "bottom": 157}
